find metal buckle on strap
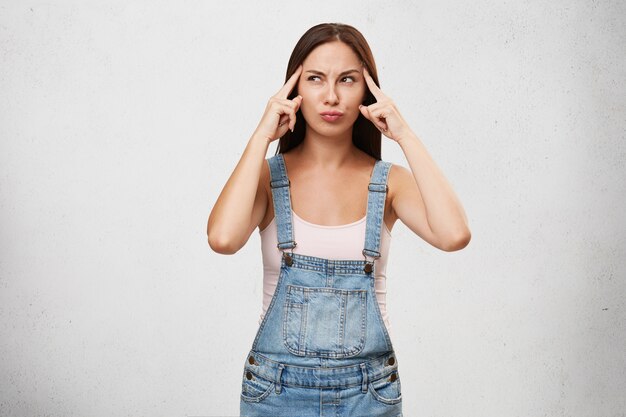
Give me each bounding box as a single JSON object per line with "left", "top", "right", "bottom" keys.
{"left": 368, "top": 182, "right": 388, "bottom": 193}
{"left": 362, "top": 248, "right": 381, "bottom": 259}
{"left": 362, "top": 249, "right": 379, "bottom": 273}
{"left": 277, "top": 241, "right": 297, "bottom": 250}
{"left": 278, "top": 243, "right": 297, "bottom": 266}
{"left": 270, "top": 178, "right": 290, "bottom": 189}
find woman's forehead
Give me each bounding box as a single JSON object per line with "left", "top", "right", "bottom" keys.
{"left": 302, "top": 41, "right": 361, "bottom": 71}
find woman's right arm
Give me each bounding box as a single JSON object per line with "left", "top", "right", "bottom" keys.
{"left": 207, "top": 135, "right": 270, "bottom": 254}
{"left": 207, "top": 66, "right": 303, "bottom": 254}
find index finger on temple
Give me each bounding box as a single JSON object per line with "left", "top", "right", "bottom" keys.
{"left": 276, "top": 65, "right": 303, "bottom": 99}
{"left": 362, "top": 67, "right": 384, "bottom": 101}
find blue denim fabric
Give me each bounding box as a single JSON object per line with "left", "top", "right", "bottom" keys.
{"left": 240, "top": 154, "right": 402, "bottom": 417}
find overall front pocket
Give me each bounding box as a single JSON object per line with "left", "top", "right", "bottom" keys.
{"left": 240, "top": 368, "right": 275, "bottom": 403}
{"left": 282, "top": 285, "right": 367, "bottom": 358}
{"left": 368, "top": 370, "right": 402, "bottom": 405}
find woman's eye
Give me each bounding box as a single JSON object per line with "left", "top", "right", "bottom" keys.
{"left": 341, "top": 76, "right": 355, "bottom": 83}
{"left": 307, "top": 75, "right": 321, "bottom": 82}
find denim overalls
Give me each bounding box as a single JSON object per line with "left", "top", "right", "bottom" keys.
{"left": 240, "top": 153, "right": 403, "bottom": 417}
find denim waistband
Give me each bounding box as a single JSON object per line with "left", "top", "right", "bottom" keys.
{"left": 280, "top": 252, "right": 374, "bottom": 275}
{"left": 243, "top": 349, "right": 398, "bottom": 389}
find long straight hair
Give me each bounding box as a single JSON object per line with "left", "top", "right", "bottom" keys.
{"left": 276, "top": 23, "right": 382, "bottom": 160}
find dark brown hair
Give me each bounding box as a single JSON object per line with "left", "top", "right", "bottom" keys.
{"left": 276, "top": 23, "right": 381, "bottom": 160}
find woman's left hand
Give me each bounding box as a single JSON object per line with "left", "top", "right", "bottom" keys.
{"left": 359, "top": 67, "right": 412, "bottom": 143}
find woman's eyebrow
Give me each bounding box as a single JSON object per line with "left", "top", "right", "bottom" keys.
{"left": 305, "top": 69, "right": 361, "bottom": 76}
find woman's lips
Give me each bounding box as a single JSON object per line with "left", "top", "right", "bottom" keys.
{"left": 320, "top": 111, "right": 343, "bottom": 122}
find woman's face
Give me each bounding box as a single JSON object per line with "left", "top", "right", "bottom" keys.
{"left": 297, "top": 41, "right": 367, "bottom": 138}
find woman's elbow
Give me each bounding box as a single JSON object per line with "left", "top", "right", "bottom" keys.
{"left": 207, "top": 231, "right": 242, "bottom": 255}
{"left": 440, "top": 228, "right": 472, "bottom": 252}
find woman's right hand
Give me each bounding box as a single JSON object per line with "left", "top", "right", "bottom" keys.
{"left": 207, "top": 66, "right": 303, "bottom": 254}
{"left": 253, "top": 65, "right": 304, "bottom": 142}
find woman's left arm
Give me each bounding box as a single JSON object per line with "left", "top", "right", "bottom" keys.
{"left": 359, "top": 68, "right": 471, "bottom": 252}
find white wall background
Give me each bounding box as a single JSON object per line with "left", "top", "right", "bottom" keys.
{"left": 1, "top": 1, "right": 624, "bottom": 416}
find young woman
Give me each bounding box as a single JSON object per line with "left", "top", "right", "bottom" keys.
{"left": 207, "top": 23, "right": 470, "bottom": 417}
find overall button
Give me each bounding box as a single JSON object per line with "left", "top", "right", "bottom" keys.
{"left": 389, "top": 373, "right": 397, "bottom": 382}
{"left": 364, "top": 263, "right": 373, "bottom": 273}
{"left": 246, "top": 371, "right": 253, "bottom": 380}
{"left": 284, "top": 253, "right": 293, "bottom": 266}
{"left": 248, "top": 356, "right": 255, "bottom": 365}
{"left": 386, "top": 356, "right": 395, "bottom": 366}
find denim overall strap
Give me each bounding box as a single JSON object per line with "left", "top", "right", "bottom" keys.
{"left": 362, "top": 159, "right": 392, "bottom": 259}
{"left": 267, "top": 154, "right": 296, "bottom": 250}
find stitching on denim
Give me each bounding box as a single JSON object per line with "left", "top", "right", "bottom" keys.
{"left": 368, "top": 373, "right": 402, "bottom": 405}
{"left": 369, "top": 275, "right": 393, "bottom": 351}
{"left": 281, "top": 286, "right": 367, "bottom": 358}
{"left": 240, "top": 370, "right": 275, "bottom": 403}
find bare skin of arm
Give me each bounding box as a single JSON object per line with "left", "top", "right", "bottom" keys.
{"left": 207, "top": 66, "right": 303, "bottom": 254}
{"left": 207, "top": 137, "right": 271, "bottom": 254}
{"left": 359, "top": 67, "right": 471, "bottom": 251}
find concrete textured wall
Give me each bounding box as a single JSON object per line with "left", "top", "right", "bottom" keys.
{"left": 1, "top": 1, "right": 624, "bottom": 416}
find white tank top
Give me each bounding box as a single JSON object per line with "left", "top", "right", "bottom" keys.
{"left": 258, "top": 209, "right": 394, "bottom": 339}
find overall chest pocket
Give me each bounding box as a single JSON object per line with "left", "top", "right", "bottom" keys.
{"left": 282, "top": 284, "right": 367, "bottom": 358}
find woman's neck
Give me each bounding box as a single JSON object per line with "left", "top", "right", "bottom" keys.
{"left": 295, "top": 128, "right": 357, "bottom": 170}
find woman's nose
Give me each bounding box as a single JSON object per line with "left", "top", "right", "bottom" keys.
{"left": 324, "top": 85, "right": 339, "bottom": 105}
